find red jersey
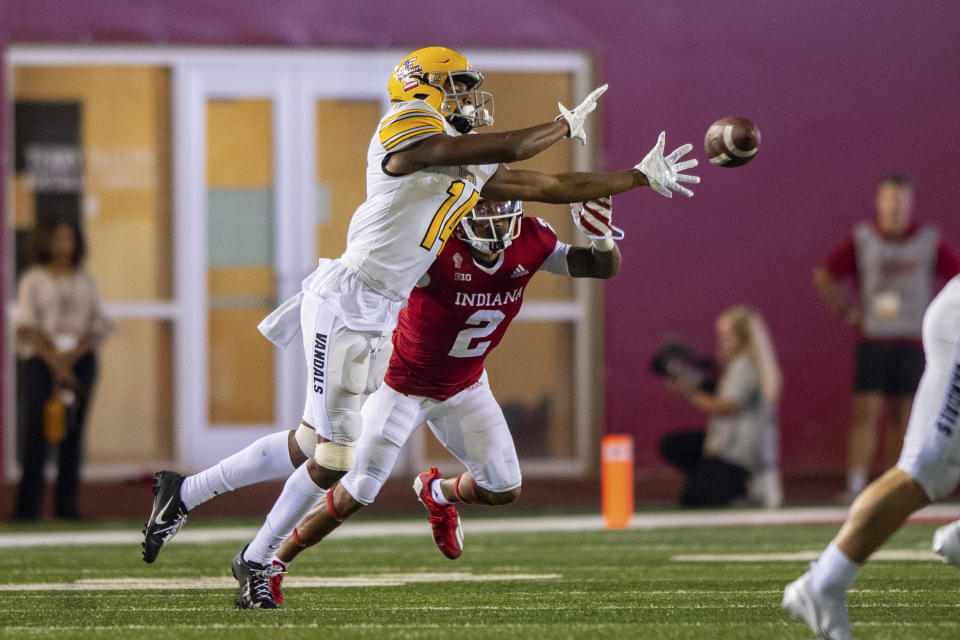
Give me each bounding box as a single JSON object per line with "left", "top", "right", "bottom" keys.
{"left": 385, "top": 217, "right": 565, "bottom": 400}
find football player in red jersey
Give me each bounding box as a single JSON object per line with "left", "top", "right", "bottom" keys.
{"left": 265, "top": 197, "right": 622, "bottom": 599}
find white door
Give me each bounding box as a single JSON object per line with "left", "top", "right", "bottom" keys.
{"left": 174, "top": 69, "right": 308, "bottom": 469}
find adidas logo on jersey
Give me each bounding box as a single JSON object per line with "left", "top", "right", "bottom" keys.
{"left": 510, "top": 265, "right": 530, "bottom": 278}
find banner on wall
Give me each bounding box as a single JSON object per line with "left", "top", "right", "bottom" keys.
{"left": 13, "top": 101, "right": 83, "bottom": 277}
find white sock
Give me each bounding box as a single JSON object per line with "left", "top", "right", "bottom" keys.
{"left": 180, "top": 431, "right": 296, "bottom": 511}
{"left": 808, "top": 541, "right": 862, "bottom": 596}
{"left": 244, "top": 463, "right": 327, "bottom": 565}
{"left": 847, "top": 470, "right": 868, "bottom": 495}
{"left": 431, "top": 478, "right": 453, "bottom": 505}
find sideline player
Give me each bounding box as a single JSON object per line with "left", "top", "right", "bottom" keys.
{"left": 782, "top": 274, "right": 960, "bottom": 640}
{"left": 141, "top": 45, "right": 698, "bottom": 606}
{"left": 266, "top": 197, "right": 623, "bottom": 604}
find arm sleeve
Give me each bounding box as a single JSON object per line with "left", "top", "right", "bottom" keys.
{"left": 529, "top": 217, "right": 571, "bottom": 276}
{"left": 935, "top": 240, "right": 960, "bottom": 280}
{"left": 540, "top": 241, "right": 571, "bottom": 276}
{"left": 824, "top": 234, "right": 857, "bottom": 279}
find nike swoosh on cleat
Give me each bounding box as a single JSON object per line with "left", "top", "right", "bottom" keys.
{"left": 153, "top": 496, "right": 175, "bottom": 526}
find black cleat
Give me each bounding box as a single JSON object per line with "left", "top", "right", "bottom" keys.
{"left": 141, "top": 471, "right": 189, "bottom": 563}
{"left": 232, "top": 546, "right": 279, "bottom": 609}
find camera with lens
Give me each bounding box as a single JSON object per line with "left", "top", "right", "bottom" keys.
{"left": 650, "top": 340, "right": 718, "bottom": 393}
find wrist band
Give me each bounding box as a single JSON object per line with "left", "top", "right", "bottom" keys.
{"left": 591, "top": 237, "right": 615, "bottom": 252}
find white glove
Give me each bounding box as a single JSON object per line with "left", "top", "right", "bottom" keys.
{"left": 635, "top": 132, "right": 701, "bottom": 198}
{"left": 557, "top": 84, "right": 608, "bottom": 145}
{"left": 571, "top": 197, "right": 623, "bottom": 251}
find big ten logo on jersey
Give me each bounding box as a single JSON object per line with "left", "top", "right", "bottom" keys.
{"left": 453, "top": 252, "right": 472, "bottom": 280}
{"left": 458, "top": 167, "right": 477, "bottom": 186}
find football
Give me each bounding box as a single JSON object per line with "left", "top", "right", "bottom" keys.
{"left": 704, "top": 117, "right": 760, "bottom": 167}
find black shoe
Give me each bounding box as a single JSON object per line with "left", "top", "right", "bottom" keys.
{"left": 141, "top": 471, "right": 189, "bottom": 563}
{"left": 232, "top": 546, "right": 279, "bottom": 609}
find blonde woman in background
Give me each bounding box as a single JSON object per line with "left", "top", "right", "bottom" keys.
{"left": 660, "top": 305, "right": 783, "bottom": 508}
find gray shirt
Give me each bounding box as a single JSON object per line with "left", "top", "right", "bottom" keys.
{"left": 705, "top": 354, "right": 778, "bottom": 473}
{"left": 14, "top": 266, "right": 112, "bottom": 359}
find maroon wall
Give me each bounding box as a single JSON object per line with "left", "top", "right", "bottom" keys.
{"left": 3, "top": 1, "right": 959, "bottom": 479}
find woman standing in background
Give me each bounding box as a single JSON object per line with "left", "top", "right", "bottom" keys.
{"left": 12, "top": 220, "right": 112, "bottom": 520}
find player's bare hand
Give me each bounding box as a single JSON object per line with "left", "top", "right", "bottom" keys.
{"left": 635, "top": 132, "right": 701, "bottom": 198}
{"left": 557, "top": 84, "right": 608, "bottom": 145}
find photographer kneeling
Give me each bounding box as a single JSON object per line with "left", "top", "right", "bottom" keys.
{"left": 659, "top": 305, "right": 783, "bottom": 508}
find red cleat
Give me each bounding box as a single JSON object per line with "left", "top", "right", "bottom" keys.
{"left": 268, "top": 560, "right": 287, "bottom": 605}
{"left": 413, "top": 467, "right": 463, "bottom": 559}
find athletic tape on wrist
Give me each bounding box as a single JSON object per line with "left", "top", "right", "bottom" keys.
{"left": 591, "top": 237, "right": 615, "bottom": 252}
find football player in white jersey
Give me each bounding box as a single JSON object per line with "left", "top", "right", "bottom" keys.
{"left": 783, "top": 274, "right": 960, "bottom": 640}
{"left": 140, "top": 45, "right": 698, "bottom": 609}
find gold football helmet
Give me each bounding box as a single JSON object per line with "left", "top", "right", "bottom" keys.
{"left": 388, "top": 46, "right": 494, "bottom": 133}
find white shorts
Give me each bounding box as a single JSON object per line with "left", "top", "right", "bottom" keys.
{"left": 297, "top": 259, "right": 399, "bottom": 445}
{"left": 897, "top": 277, "right": 960, "bottom": 501}
{"left": 340, "top": 370, "right": 522, "bottom": 505}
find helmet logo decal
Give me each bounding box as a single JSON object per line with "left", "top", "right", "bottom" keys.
{"left": 396, "top": 57, "right": 424, "bottom": 90}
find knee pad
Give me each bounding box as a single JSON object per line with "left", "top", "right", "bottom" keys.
{"left": 366, "top": 338, "right": 393, "bottom": 393}
{"left": 294, "top": 423, "right": 317, "bottom": 459}
{"left": 328, "top": 405, "right": 364, "bottom": 445}
{"left": 315, "top": 441, "right": 354, "bottom": 471}
{"left": 331, "top": 333, "right": 372, "bottom": 396}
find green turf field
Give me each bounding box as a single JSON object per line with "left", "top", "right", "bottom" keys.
{"left": 0, "top": 516, "right": 957, "bottom": 639}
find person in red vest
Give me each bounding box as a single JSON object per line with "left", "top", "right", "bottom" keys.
{"left": 813, "top": 174, "right": 960, "bottom": 501}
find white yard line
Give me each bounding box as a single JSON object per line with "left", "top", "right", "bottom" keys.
{"left": 1, "top": 505, "right": 958, "bottom": 549}
{"left": 0, "top": 572, "right": 561, "bottom": 592}
{"left": 673, "top": 550, "right": 944, "bottom": 562}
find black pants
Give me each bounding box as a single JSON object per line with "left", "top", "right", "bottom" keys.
{"left": 660, "top": 430, "right": 749, "bottom": 507}
{"left": 14, "top": 353, "right": 97, "bottom": 520}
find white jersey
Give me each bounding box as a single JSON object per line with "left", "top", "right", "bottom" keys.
{"left": 896, "top": 275, "right": 960, "bottom": 501}
{"left": 339, "top": 100, "right": 499, "bottom": 301}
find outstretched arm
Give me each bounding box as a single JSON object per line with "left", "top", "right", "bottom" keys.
{"left": 482, "top": 132, "right": 700, "bottom": 203}
{"left": 385, "top": 120, "right": 569, "bottom": 174}
{"left": 481, "top": 166, "right": 649, "bottom": 203}
{"left": 385, "top": 84, "right": 608, "bottom": 175}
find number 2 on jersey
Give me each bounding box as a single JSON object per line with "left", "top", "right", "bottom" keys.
{"left": 420, "top": 180, "right": 479, "bottom": 251}
{"left": 448, "top": 309, "right": 506, "bottom": 358}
